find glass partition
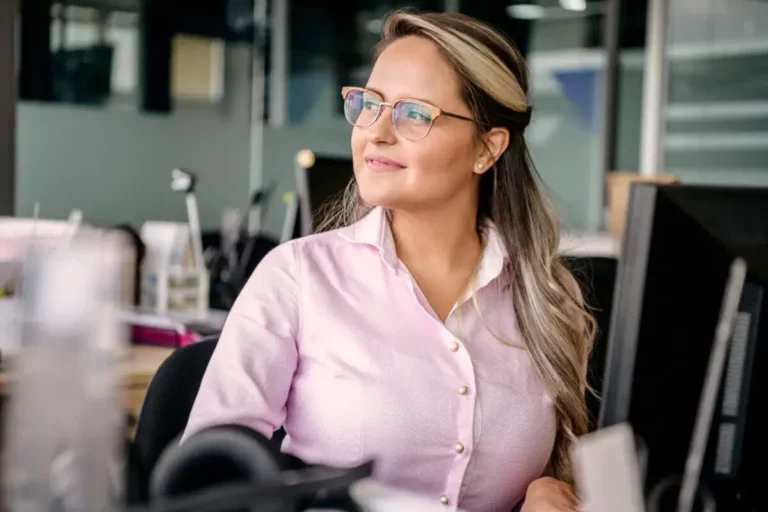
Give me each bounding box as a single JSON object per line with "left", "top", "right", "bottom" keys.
{"left": 664, "top": 0, "right": 768, "bottom": 187}
{"left": 16, "top": 0, "right": 264, "bottom": 232}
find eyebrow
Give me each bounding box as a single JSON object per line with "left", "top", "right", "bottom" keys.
{"left": 365, "top": 86, "right": 438, "bottom": 106}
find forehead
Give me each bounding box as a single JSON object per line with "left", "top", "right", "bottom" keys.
{"left": 366, "top": 35, "right": 463, "bottom": 108}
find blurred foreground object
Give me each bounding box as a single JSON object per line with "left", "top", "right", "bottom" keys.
{"left": 137, "top": 421, "right": 462, "bottom": 511}
{"left": 572, "top": 423, "right": 646, "bottom": 512}
{"left": 605, "top": 172, "right": 677, "bottom": 239}
{"left": 0, "top": 213, "right": 111, "bottom": 357}
{"left": 0, "top": 214, "right": 82, "bottom": 296}
{"left": 3, "top": 233, "right": 127, "bottom": 511}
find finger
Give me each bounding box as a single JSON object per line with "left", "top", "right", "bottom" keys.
{"left": 558, "top": 490, "right": 579, "bottom": 508}
{"left": 567, "top": 489, "right": 582, "bottom": 507}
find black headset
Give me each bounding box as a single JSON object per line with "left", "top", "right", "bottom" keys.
{"left": 139, "top": 425, "right": 371, "bottom": 512}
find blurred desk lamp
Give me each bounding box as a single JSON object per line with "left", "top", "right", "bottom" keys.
{"left": 170, "top": 168, "right": 205, "bottom": 273}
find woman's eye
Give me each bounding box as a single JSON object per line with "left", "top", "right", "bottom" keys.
{"left": 407, "top": 110, "right": 430, "bottom": 122}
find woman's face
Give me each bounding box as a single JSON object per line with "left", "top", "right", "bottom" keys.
{"left": 351, "top": 36, "right": 486, "bottom": 213}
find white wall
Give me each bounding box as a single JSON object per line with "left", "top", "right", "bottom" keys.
{"left": 16, "top": 103, "right": 252, "bottom": 230}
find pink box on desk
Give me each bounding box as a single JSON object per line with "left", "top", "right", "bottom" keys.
{"left": 123, "top": 309, "right": 218, "bottom": 349}
{"left": 130, "top": 325, "right": 202, "bottom": 348}
{"left": 122, "top": 307, "right": 226, "bottom": 348}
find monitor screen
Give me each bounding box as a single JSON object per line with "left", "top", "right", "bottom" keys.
{"left": 296, "top": 153, "right": 354, "bottom": 236}
{"left": 600, "top": 184, "right": 768, "bottom": 511}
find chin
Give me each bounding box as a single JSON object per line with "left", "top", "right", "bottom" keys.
{"left": 358, "top": 187, "right": 409, "bottom": 210}
{"left": 355, "top": 171, "right": 424, "bottom": 211}
{"left": 359, "top": 191, "right": 396, "bottom": 209}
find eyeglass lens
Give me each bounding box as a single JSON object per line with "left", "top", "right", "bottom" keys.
{"left": 343, "top": 89, "right": 434, "bottom": 141}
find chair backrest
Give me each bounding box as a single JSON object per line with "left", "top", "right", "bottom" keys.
{"left": 564, "top": 255, "right": 619, "bottom": 430}
{"left": 133, "top": 338, "right": 218, "bottom": 480}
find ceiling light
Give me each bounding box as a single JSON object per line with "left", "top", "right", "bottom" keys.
{"left": 506, "top": 4, "right": 545, "bottom": 19}
{"left": 560, "top": 0, "right": 587, "bottom": 11}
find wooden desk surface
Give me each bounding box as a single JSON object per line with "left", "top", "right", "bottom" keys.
{"left": 120, "top": 345, "right": 176, "bottom": 387}
{"left": 0, "top": 344, "right": 175, "bottom": 395}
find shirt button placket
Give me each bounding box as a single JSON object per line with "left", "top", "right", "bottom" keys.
{"left": 444, "top": 315, "right": 473, "bottom": 510}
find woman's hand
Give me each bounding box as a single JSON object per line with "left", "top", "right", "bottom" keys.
{"left": 521, "top": 477, "right": 582, "bottom": 512}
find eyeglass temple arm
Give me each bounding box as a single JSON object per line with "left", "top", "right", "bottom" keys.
{"left": 443, "top": 112, "right": 474, "bottom": 122}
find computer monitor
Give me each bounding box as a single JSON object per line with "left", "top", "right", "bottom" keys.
{"left": 294, "top": 149, "right": 354, "bottom": 237}
{"left": 599, "top": 184, "right": 768, "bottom": 511}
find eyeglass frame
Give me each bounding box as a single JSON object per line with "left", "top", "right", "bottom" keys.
{"left": 341, "top": 86, "right": 475, "bottom": 140}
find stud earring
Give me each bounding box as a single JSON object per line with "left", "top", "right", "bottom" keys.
{"left": 477, "top": 163, "right": 483, "bottom": 169}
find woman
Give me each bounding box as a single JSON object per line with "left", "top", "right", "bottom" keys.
{"left": 184, "top": 11, "right": 594, "bottom": 512}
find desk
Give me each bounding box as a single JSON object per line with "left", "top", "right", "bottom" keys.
{"left": 0, "top": 345, "right": 175, "bottom": 426}
{"left": 119, "top": 345, "right": 177, "bottom": 423}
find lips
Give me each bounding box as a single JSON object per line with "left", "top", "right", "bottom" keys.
{"left": 365, "top": 155, "right": 406, "bottom": 171}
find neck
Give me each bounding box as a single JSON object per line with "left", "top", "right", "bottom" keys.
{"left": 390, "top": 202, "right": 482, "bottom": 274}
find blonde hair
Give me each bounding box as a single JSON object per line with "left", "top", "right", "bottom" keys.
{"left": 318, "top": 10, "right": 596, "bottom": 482}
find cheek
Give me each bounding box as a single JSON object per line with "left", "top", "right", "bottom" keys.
{"left": 410, "top": 132, "right": 477, "bottom": 186}
{"left": 350, "top": 129, "right": 363, "bottom": 160}
{"left": 351, "top": 129, "right": 367, "bottom": 182}
{"left": 350, "top": 126, "right": 478, "bottom": 208}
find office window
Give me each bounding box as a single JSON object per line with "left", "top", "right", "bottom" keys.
{"left": 48, "top": 5, "right": 138, "bottom": 108}
{"left": 664, "top": 0, "right": 768, "bottom": 188}
{"left": 464, "top": 0, "right": 620, "bottom": 232}
{"left": 20, "top": 0, "right": 256, "bottom": 116}
{"left": 15, "top": 0, "right": 261, "bottom": 230}
{"left": 287, "top": 0, "right": 442, "bottom": 126}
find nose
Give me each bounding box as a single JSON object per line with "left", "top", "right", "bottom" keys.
{"left": 363, "top": 104, "right": 398, "bottom": 145}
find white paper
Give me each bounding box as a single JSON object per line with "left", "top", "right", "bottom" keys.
{"left": 572, "top": 423, "right": 646, "bottom": 512}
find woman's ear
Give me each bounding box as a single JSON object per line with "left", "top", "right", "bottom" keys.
{"left": 474, "top": 127, "right": 510, "bottom": 175}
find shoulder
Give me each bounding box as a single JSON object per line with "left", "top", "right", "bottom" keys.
{"left": 254, "top": 227, "right": 355, "bottom": 275}
{"left": 276, "top": 228, "right": 352, "bottom": 263}
{"left": 253, "top": 208, "right": 385, "bottom": 286}
{"left": 294, "top": 227, "right": 353, "bottom": 254}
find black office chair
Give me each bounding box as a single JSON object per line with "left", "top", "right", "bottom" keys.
{"left": 134, "top": 339, "right": 219, "bottom": 471}
{"left": 130, "top": 338, "right": 219, "bottom": 503}
{"left": 129, "top": 337, "right": 298, "bottom": 506}
{"left": 564, "top": 256, "right": 618, "bottom": 430}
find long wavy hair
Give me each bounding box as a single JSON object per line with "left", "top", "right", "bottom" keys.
{"left": 317, "top": 10, "right": 596, "bottom": 482}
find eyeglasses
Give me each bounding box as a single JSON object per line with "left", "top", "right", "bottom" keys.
{"left": 341, "top": 86, "right": 474, "bottom": 141}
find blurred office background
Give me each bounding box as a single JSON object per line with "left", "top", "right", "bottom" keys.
{"left": 1, "top": 0, "right": 767, "bottom": 237}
